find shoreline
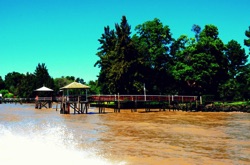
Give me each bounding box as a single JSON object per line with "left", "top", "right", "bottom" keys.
{"left": 2, "top": 101, "right": 250, "bottom": 113}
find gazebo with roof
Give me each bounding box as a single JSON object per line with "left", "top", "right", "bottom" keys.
{"left": 60, "top": 82, "right": 90, "bottom": 114}
{"left": 34, "top": 86, "right": 54, "bottom": 109}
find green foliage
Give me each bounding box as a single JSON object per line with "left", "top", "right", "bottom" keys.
{"left": 0, "top": 76, "right": 5, "bottom": 89}
{"left": 95, "top": 18, "right": 249, "bottom": 100}
{"left": 34, "top": 63, "right": 54, "bottom": 89}
{"left": 1, "top": 20, "right": 249, "bottom": 101}
{"left": 5, "top": 72, "right": 24, "bottom": 96}
{"left": 87, "top": 80, "right": 101, "bottom": 94}
{"left": 1, "top": 63, "right": 90, "bottom": 98}
{"left": 4, "top": 92, "right": 14, "bottom": 98}
{"left": 96, "top": 16, "right": 143, "bottom": 94}
{"left": 225, "top": 40, "right": 248, "bottom": 77}
{"left": 244, "top": 26, "right": 250, "bottom": 50}
{"left": 18, "top": 73, "right": 36, "bottom": 98}
{"left": 53, "top": 76, "right": 85, "bottom": 93}
{"left": 2, "top": 63, "right": 55, "bottom": 98}
{"left": 0, "top": 89, "right": 9, "bottom": 97}
{"left": 75, "top": 77, "right": 85, "bottom": 84}
{"left": 218, "top": 41, "right": 249, "bottom": 100}
{"left": 235, "top": 64, "right": 250, "bottom": 100}
{"left": 134, "top": 18, "right": 174, "bottom": 94}
{"left": 54, "top": 76, "right": 74, "bottom": 93}
{"left": 171, "top": 24, "right": 228, "bottom": 96}
{"left": 218, "top": 79, "right": 240, "bottom": 100}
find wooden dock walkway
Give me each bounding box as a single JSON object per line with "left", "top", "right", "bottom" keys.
{"left": 88, "top": 95, "right": 199, "bottom": 113}
{"left": 58, "top": 96, "right": 89, "bottom": 114}
{"left": 35, "top": 97, "right": 52, "bottom": 109}
{"left": 0, "top": 95, "right": 200, "bottom": 113}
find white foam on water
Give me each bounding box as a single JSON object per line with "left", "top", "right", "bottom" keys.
{"left": 0, "top": 124, "right": 125, "bottom": 165}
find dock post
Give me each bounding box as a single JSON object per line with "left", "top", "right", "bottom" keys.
{"left": 67, "top": 102, "right": 70, "bottom": 114}
{"left": 85, "top": 103, "right": 88, "bottom": 114}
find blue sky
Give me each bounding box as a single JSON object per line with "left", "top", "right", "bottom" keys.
{"left": 0, "top": 0, "right": 249, "bottom": 82}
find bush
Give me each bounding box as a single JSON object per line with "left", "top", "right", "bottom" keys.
{"left": 4, "top": 93, "right": 14, "bottom": 98}
{"left": 0, "top": 89, "right": 9, "bottom": 97}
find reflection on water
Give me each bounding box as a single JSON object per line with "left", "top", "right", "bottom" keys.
{"left": 0, "top": 104, "right": 249, "bottom": 165}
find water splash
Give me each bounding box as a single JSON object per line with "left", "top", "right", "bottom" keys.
{"left": 0, "top": 124, "right": 125, "bottom": 165}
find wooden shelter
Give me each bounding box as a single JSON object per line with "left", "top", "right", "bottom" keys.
{"left": 60, "top": 82, "right": 90, "bottom": 114}
{"left": 34, "top": 86, "right": 54, "bottom": 109}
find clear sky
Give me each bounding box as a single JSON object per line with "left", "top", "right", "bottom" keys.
{"left": 0, "top": 0, "right": 249, "bottom": 82}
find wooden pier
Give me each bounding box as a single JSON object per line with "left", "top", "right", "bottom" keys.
{"left": 35, "top": 97, "right": 52, "bottom": 109}
{"left": 88, "top": 95, "right": 200, "bottom": 113}
{"left": 59, "top": 96, "right": 89, "bottom": 114}
{"left": 34, "top": 86, "right": 54, "bottom": 109}
{"left": 59, "top": 81, "right": 90, "bottom": 114}
{"left": 38, "top": 82, "right": 200, "bottom": 114}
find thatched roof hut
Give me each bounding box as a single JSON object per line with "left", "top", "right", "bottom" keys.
{"left": 60, "top": 82, "right": 90, "bottom": 89}
{"left": 34, "top": 86, "right": 54, "bottom": 92}
{"left": 60, "top": 82, "right": 90, "bottom": 101}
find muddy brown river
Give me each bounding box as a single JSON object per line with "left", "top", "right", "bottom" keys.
{"left": 0, "top": 104, "right": 249, "bottom": 165}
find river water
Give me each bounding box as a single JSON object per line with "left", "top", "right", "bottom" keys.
{"left": 0, "top": 104, "right": 249, "bottom": 165}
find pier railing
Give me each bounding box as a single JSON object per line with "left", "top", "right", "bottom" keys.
{"left": 37, "top": 97, "right": 52, "bottom": 101}
{"left": 57, "top": 95, "right": 87, "bottom": 102}
{"left": 88, "top": 95, "right": 198, "bottom": 102}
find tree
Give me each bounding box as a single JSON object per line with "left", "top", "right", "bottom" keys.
{"left": 75, "top": 77, "right": 85, "bottom": 84}
{"left": 34, "top": 63, "right": 54, "bottom": 89}
{"left": 134, "top": 18, "right": 173, "bottom": 94}
{"left": 111, "top": 16, "right": 141, "bottom": 94}
{"left": 172, "top": 25, "right": 227, "bottom": 96}
{"left": 217, "top": 40, "right": 248, "bottom": 100}
{"left": 96, "top": 16, "right": 141, "bottom": 94}
{"left": 5, "top": 72, "right": 24, "bottom": 96}
{"left": 244, "top": 26, "right": 250, "bottom": 51}
{"left": 95, "top": 26, "right": 117, "bottom": 94}
{"left": 225, "top": 40, "right": 248, "bottom": 77}
{"left": 0, "top": 76, "right": 5, "bottom": 89}
{"left": 0, "top": 89, "right": 9, "bottom": 97}
{"left": 18, "top": 73, "right": 36, "bottom": 98}
{"left": 88, "top": 80, "right": 101, "bottom": 94}
{"left": 54, "top": 76, "right": 73, "bottom": 94}
{"left": 65, "top": 76, "right": 75, "bottom": 81}
{"left": 236, "top": 64, "right": 250, "bottom": 99}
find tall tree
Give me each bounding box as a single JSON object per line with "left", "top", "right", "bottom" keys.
{"left": 112, "top": 16, "right": 140, "bottom": 94}
{"left": 0, "top": 76, "right": 5, "bottom": 89}
{"left": 219, "top": 40, "right": 248, "bottom": 100}
{"left": 5, "top": 72, "right": 24, "bottom": 96}
{"left": 96, "top": 16, "right": 141, "bottom": 94}
{"left": 18, "top": 73, "right": 36, "bottom": 98}
{"left": 236, "top": 64, "right": 250, "bottom": 99}
{"left": 34, "top": 63, "right": 54, "bottom": 89}
{"left": 244, "top": 26, "right": 250, "bottom": 51}
{"left": 134, "top": 18, "right": 173, "bottom": 94}
{"left": 95, "top": 26, "right": 116, "bottom": 94}
{"left": 225, "top": 40, "right": 248, "bottom": 77}
{"left": 172, "top": 24, "right": 227, "bottom": 96}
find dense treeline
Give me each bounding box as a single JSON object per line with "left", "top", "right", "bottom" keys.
{"left": 1, "top": 16, "right": 249, "bottom": 101}
{"left": 95, "top": 16, "right": 250, "bottom": 100}
{"left": 0, "top": 63, "right": 99, "bottom": 98}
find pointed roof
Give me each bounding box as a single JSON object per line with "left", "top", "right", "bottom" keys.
{"left": 61, "top": 82, "right": 90, "bottom": 89}
{"left": 34, "top": 86, "right": 54, "bottom": 92}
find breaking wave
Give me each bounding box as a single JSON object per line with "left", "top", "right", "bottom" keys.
{"left": 0, "top": 124, "right": 124, "bottom": 165}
